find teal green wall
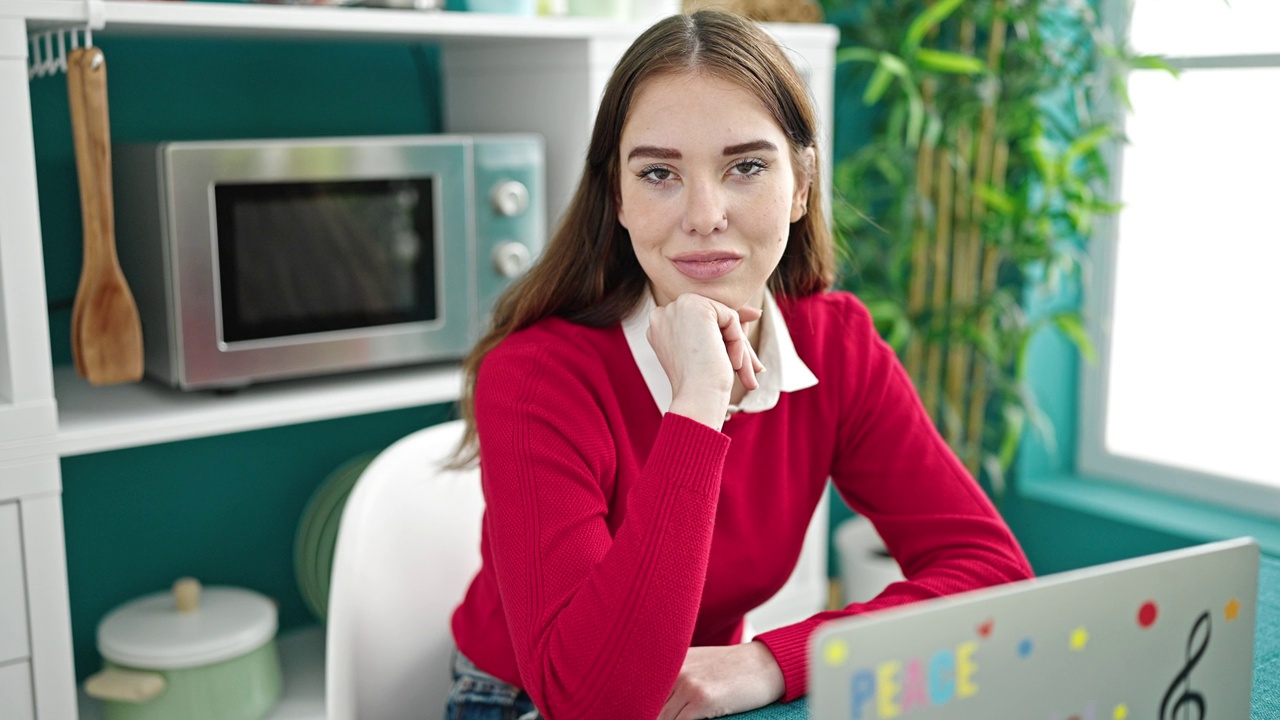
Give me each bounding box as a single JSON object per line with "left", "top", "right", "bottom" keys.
{"left": 30, "top": 35, "right": 450, "bottom": 681}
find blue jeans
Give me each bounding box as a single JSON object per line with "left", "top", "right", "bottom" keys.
{"left": 445, "top": 651, "right": 541, "bottom": 720}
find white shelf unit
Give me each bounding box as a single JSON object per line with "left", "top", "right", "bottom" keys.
{"left": 53, "top": 365, "right": 465, "bottom": 457}
{"left": 0, "top": 4, "right": 837, "bottom": 718}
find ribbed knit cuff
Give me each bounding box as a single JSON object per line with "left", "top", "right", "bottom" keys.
{"left": 756, "top": 619, "right": 820, "bottom": 702}
{"left": 650, "top": 412, "right": 731, "bottom": 499}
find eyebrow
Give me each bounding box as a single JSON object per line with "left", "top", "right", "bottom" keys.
{"left": 626, "top": 139, "right": 779, "bottom": 162}
{"left": 628, "top": 145, "right": 682, "bottom": 161}
{"left": 723, "top": 140, "right": 778, "bottom": 156}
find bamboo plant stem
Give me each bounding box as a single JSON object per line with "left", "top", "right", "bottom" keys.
{"left": 965, "top": 138, "right": 1010, "bottom": 471}
{"left": 922, "top": 142, "right": 954, "bottom": 419}
{"left": 963, "top": 7, "right": 1011, "bottom": 473}
{"left": 905, "top": 78, "right": 938, "bottom": 385}
{"left": 943, "top": 133, "right": 973, "bottom": 445}
{"left": 943, "top": 16, "right": 980, "bottom": 446}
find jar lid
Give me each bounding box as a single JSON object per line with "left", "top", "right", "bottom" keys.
{"left": 97, "top": 581, "right": 277, "bottom": 670}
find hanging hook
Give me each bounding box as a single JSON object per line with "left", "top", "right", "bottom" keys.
{"left": 41, "top": 32, "right": 57, "bottom": 78}
{"left": 84, "top": 0, "right": 105, "bottom": 44}
{"left": 48, "top": 31, "right": 61, "bottom": 76}
{"left": 56, "top": 30, "right": 69, "bottom": 75}
{"left": 27, "top": 36, "right": 39, "bottom": 80}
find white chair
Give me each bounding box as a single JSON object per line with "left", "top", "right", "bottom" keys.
{"left": 325, "top": 419, "right": 484, "bottom": 720}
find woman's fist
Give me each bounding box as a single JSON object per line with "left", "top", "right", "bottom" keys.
{"left": 647, "top": 294, "right": 763, "bottom": 430}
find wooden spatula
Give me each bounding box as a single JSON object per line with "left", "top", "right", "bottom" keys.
{"left": 67, "top": 46, "right": 143, "bottom": 385}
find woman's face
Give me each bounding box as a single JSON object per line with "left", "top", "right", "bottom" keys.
{"left": 616, "top": 72, "right": 812, "bottom": 309}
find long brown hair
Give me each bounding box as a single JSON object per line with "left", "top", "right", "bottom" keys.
{"left": 450, "top": 9, "right": 834, "bottom": 465}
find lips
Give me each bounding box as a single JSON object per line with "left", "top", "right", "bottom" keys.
{"left": 671, "top": 252, "right": 743, "bottom": 281}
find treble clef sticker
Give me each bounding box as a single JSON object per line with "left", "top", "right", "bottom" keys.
{"left": 1159, "top": 611, "right": 1211, "bottom": 720}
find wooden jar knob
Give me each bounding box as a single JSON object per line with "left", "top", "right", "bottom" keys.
{"left": 173, "top": 577, "right": 201, "bottom": 613}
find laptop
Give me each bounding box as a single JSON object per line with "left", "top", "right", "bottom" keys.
{"left": 810, "top": 537, "right": 1259, "bottom": 719}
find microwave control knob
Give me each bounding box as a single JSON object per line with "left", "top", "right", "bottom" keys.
{"left": 492, "top": 242, "right": 532, "bottom": 278}
{"left": 491, "top": 181, "right": 530, "bottom": 217}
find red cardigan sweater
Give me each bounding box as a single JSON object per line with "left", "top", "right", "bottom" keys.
{"left": 450, "top": 291, "right": 1033, "bottom": 719}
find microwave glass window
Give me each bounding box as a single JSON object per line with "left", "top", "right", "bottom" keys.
{"left": 214, "top": 178, "right": 438, "bottom": 342}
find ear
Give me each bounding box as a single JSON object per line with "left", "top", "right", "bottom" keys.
{"left": 790, "top": 146, "right": 816, "bottom": 223}
{"left": 616, "top": 184, "right": 631, "bottom": 230}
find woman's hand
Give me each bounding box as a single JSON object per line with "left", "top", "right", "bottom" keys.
{"left": 657, "top": 642, "right": 786, "bottom": 720}
{"left": 647, "top": 294, "right": 763, "bottom": 430}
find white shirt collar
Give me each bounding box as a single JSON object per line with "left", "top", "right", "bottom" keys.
{"left": 621, "top": 289, "right": 819, "bottom": 417}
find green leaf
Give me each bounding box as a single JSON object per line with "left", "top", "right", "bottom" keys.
{"left": 1128, "top": 54, "right": 1180, "bottom": 76}
{"left": 903, "top": 0, "right": 969, "bottom": 55}
{"left": 916, "top": 49, "right": 987, "bottom": 75}
{"left": 1050, "top": 313, "right": 1098, "bottom": 363}
{"left": 904, "top": 82, "right": 926, "bottom": 149}
{"left": 864, "top": 62, "right": 896, "bottom": 105}
{"left": 1064, "top": 126, "right": 1113, "bottom": 164}
{"left": 865, "top": 299, "right": 912, "bottom": 352}
{"left": 873, "top": 154, "right": 904, "bottom": 187}
{"left": 857, "top": 52, "right": 925, "bottom": 149}
{"left": 997, "top": 404, "right": 1026, "bottom": 471}
{"left": 877, "top": 52, "right": 912, "bottom": 79}
{"left": 976, "top": 184, "right": 1016, "bottom": 215}
{"left": 1111, "top": 75, "right": 1134, "bottom": 111}
{"left": 835, "top": 47, "right": 883, "bottom": 67}
{"left": 983, "top": 453, "right": 1008, "bottom": 500}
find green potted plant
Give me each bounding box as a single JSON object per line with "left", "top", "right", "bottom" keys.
{"left": 820, "top": 0, "right": 1169, "bottom": 497}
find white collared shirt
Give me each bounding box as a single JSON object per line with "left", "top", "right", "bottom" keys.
{"left": 621, "top": 289, "right": 819, "bottom": 418}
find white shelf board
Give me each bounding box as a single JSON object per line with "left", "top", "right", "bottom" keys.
{"left": 54, "top": 363, "right": 462, "bottom": 457}
{"left": 10, "top": 1, "right": 837, "bottom": 46}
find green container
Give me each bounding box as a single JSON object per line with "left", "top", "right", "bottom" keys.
{"left": 101, "top": 642, "right": 281, "bottom": 720}
{"left": 86, "top": 580, "right": 282, "bottom": 720}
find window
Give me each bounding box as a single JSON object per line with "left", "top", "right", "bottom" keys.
{"left": 1078, "top": 0, "right": 1280, "bottom": 516}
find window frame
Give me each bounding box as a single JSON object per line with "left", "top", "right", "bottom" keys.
{"left": 1075, "top": 0, "right": 1280, "bottom": 519}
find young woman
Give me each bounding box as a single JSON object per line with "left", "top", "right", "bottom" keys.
{"left": 446, "top": 10, "right": 1033, "bottom": 720}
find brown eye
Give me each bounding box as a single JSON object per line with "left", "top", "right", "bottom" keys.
{"left": 639, "top": 166, "right": 675, "bottom": 184}
{"left": 731, "top": 159, "right": 768, "bottom": 177}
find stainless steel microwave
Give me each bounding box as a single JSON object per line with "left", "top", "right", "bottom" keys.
{"left": 113, "top": 134, "right": 545, "bottom": 390}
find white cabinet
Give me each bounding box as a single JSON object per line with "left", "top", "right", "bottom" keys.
{"left": 0, "top": 503, "right": 31, "bottom": 665}
{"left": 0, "top": 3, "right": 836, "bottom": 717}
{"left": 0, "top": 660, "right": 36, "bottom": 720}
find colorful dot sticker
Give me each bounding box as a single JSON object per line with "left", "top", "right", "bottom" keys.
{"left": 1017, "top": 637, "right": 1034, "bottom": 658}
{"left": 977, "top": 619, "right": 994, "bottom": 639}
{"left": 1113, "top": 704, "right": 1130, "bottom": 719}
{"left": 822, "top": 638, "right": 849, "bottom": 667}
{"left": 1225, "top": 598, "right": 1241, "bottom": 622}
{"left": 1069, "top": 626, "right": 1089, "bottom": 651}
{"left": 1137, "top": 600, "right": 1158, "bottom": 628}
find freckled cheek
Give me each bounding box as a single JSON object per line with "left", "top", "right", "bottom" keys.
{"left": 731, "top": 196, "right": 790, "bottom": 240}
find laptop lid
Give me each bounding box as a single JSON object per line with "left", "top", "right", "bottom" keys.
{"left": 810, "top": 537, "right": 1259, "bottom": 720}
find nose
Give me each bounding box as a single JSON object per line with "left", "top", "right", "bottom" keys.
{"left": 681, "top": 178, "right": 728, "bottom": 236}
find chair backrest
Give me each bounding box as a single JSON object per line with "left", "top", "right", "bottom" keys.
{"left": 326, "top": 419, "right": 484, "bottom": 720}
